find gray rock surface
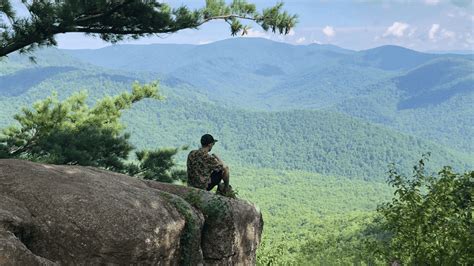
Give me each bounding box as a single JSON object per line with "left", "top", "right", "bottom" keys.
{"left": 0, "top": 159, "right": 262, "bottom": 265}
{"left": 145, "top": 182, "right": 263, "bottom": 265}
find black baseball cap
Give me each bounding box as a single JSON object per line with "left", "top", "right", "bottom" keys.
{"left": 201, "top": 134, "right": 218, "bottom": 146}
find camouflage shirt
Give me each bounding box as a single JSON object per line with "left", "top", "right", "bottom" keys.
{"left": 187, "top": 148, "right": 224, "bottom": 189}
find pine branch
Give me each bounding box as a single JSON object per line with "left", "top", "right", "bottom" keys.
{"left": 0, "top": 0, "right": 297, "bottom": 57}
{"left": 196, "top": 14, "right": 255, "bottom": 26}
{"left": 74, "top": 2, "right": 128, "bottom": 24}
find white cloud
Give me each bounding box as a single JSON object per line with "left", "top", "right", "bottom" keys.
{"left": 288, "top": 29, "right": 296, "bottom": 36}
{"left": 428, "top": 24, "right": 456, "bottom": 42}
{"left": 383, "top": 22, "right": 410, "bottom": 38}
{"left": 243, "top": 29, "right": 270, "bottom": 39}
{"left": 441, "top": 29, "right": 456, "bottom": 40}
{"left": 296, "top": 37, "right": 306, "bottom": 44}
{"left": 424, "top": 0, "right": 440, "bottom": 5}
{"left": 429, "top": 24, "right": 440, "bottom": 40}
{"left": 322, "top": 26, "right": 336, "bottom": 37}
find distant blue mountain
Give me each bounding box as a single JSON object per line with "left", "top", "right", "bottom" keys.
{"left": 354, "top": 45, "right": 440, "bottom": 71}
{"left": 395, "top": 58, "right": 473, "bottom": 109}
{"left": 63, "top": 39, "right": 469, "bottom": 107}
{"left": 426, "top": 50, "right": 474, "bottom": 55}
{"left": 66, "top": 43, "right": 195, "bottom": 74}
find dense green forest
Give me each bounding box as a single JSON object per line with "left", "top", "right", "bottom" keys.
{"left": 231, "top": 166, "right": 393, "bottom": 264}
{"left": 0, "top": 67, "right": 471, "bottom": 180}
{"left": 1, "top": 40, "right": 472, "bottom": 264}
{"left": 63, "top": 39, "right": 473, "bottom": 153}
{"left": 0, "top": 50, "right": 471, "bottom": 180}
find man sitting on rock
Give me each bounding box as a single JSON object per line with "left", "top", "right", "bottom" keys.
{"left": 187, "top": 134, "right": 233, "bottom": 196}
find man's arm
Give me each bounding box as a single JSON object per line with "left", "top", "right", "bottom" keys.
{"left": 212, "top": 153, "right": 225, "bottom": 167}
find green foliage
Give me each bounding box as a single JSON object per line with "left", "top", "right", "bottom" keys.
{"left": 171, "top": 169, "right": 188, "bottom": 183}
{"left": 162, "top": 192, "right": 201, "bottom": 266}
{"left": 184, "top": 189, "right": 229, "bottom": 220}
{"left": 203, "top": 195, "right": 229, "bottom": 220}
{"left": 219, "top": 186, "right": 239, "bottom": 199}
{"left": 184, "top": 190, "right": 205, "bottom": 208}
{"left": 0, "top": 0, "right": 296, "bottom": 57}
{"left": 0, "top": 142, "right": 8, "bottom": 159}
{"left": 230, "top": 166, "right": 393, "bottom": 264}
{"left": 0, "top": 82, "right": 161, "bottom": 171}
{"left": 366, "top": 156, "right": 474, "bottom": 265}
{"left": 127, "top": 147, "right": 187, "bottom": 183}
{"left": 258, "top": 2, "right": 297, "bottom": 34}
{"left": 126, "top": 96, "right": 471, "bottom": 180}
{"left": 295, "top": 214, "right": 383, "bottom": 265}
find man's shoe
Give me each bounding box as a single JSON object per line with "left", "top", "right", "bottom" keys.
{"left": 217, "top": 184, "right": 237, "bottom": 198}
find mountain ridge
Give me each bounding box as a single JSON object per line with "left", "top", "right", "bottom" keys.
{"left": 1, "top": 39, "right": 472, "bottom": 156}
{"left": 0, "top": 57, "right": 471, "bottom": 180}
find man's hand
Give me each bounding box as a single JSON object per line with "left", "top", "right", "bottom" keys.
{"left": 212, "top": 153, "right": 224, "bottom": 166}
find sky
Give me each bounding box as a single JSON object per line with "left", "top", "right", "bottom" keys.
{"left": 16, "top": 0, "right": 474, "bottom": 51}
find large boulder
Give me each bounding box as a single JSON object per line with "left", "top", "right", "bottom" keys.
{"left": 0, "top": 159, "right": 263, "bottom": 265}
{"left": 145, "top": 182, "right": 263, "bottom": 265}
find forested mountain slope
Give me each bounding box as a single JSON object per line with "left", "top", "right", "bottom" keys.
{"left": 61, "top": 39, "right": 473, "bottom": 152}
{"left": 332, "top": 57, "right": 473, "bottom": 152}
{"left": 0, "top": 52, "right": 471, "bottom": 180}
{"left": 395, "top": 57, "right": 473, "bottom": 109}
{"left": 123, "top": 96, "right": 472, "bottom": 180}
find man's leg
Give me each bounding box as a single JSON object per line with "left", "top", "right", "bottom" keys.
{"left": 218, "top": 166, "right": 235, "bottom": 197}
{"left": 207, "top": 170, "right": 223, "bottom": 191}
{"left": 222, "top": 166, "right": 230, "bottom": 188}
{"left": 207, "top": 166, "right": 230, "bottom": 192}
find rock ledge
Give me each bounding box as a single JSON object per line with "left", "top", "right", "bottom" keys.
{"left": 0, "top": 159, "right": 262, "bottom": 265}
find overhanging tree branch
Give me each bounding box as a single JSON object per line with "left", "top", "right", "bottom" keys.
{"left": 0, "top": 0, "right": 298, "bottom": 57}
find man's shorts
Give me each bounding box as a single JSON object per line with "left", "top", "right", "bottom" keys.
{"left": 207, "top": 170, "right": 223, "bottom": 191}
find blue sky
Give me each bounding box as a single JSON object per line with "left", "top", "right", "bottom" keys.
{"left": 48, "top": 0, "right": 474, "bottom": 51}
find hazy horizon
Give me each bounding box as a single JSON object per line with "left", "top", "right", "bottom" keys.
{"left": 40, "top": 37, "right": 473, "bottom": 54}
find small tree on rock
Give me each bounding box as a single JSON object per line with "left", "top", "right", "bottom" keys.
{"left": 127, "top": 147, "right": 188, "bottom": 183}
{"left": 0, "top": 82, "right": 162, "bottom": 172}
